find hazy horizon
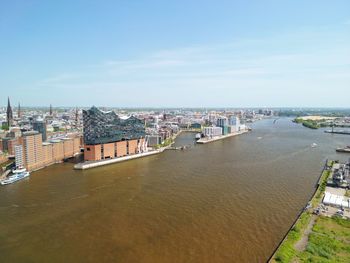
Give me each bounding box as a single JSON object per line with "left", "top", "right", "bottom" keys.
{"left": 1, "top": 1, "right": 349, "bottom": 107}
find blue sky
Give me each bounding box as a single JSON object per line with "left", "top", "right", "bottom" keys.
{"left": 1, "top": 0, "right": 349, "bottom": 107}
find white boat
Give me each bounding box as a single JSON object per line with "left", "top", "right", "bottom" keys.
{"left": 311, "top": 143, "right": 318, "bottom": 148}
{"left": 12, "top": 168, "right": 27, "bottom": 174}
{"left": 1, "top": 169, "right": 30, "bottom": 185}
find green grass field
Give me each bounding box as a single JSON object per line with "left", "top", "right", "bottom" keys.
{"left": 298, "top": 216, "right": 350, "bottom": 262}
{"left": 273, "top": 215, "right": 350, "bottom": 263}
{"left": 271, "top": 161, "right": 350, "bottom": 263}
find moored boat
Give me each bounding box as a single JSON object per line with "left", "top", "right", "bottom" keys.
{"left": 336, "top": 146, "right": 350, "bottom": 153}
{"left": 1, "top": 169, "right": 30, "bottom": 185}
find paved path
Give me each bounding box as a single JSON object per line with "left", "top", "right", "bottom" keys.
{"left": 294, "top": 215, "right": 317, "bottom": 252}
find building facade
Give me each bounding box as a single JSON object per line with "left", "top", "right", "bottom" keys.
{"left": 14, "top": 131, "right": 81, "bottom": 171}
{"left": 33, "top": 119, "right": 47, "bottom": 142}
{"left": 83, "top": 107, "right": 147, "bottom": 161}
{"left": 203, "top": 127, "right": 223, "bottom": 137}
{"left": 217, "top": 117, "right": 228, "bottom": 127}
{"left": 6, "top": 97, "right": 13, "bottom": 127}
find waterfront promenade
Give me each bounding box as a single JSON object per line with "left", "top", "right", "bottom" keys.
{"left": 196, "top": 129, "right": 249, "bottom": 144}
{"left": 74, "top": 147, "right": 167, "bottom": 170}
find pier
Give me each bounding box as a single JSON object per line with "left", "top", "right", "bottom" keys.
{"left": 196, "top": 130, "right": 249, "bottom": 144}
{"left": 74, "top": 148, "right": 166, "bottom": 170}
{"left": 325, "top": 130, "right": 350, "bottom": 135}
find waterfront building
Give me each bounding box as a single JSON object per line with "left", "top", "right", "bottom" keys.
{"left": 217, "top": 117, "right": 229, "bottom": 135}
{"left": 33, "top": 119, "right": 47, "bottom": 141}
{"left": 228, "top": 116, "right": 240, "bottom": 126}
{"left": 190, "top": 123, "right": 202, "bottom": 129}
{"left": 228, "top": 116, "right": 240, "bottom": 132}
{"left": 83, "top": 106, "right": 147, "bottom": 161}
{"left": 148, "top": 135, "right": 162, "bottom": 147}
{"left": 22, "top": 131, "right": 44, "bottom": 171}
{"left": 14, "top": 131, "right": 81, "bottom": 171}
{"left": 14, "top": 145, "right": 24, "bottom": 168}
{"left": 1, "top": 133, "right": 22, "bottom": 156}
{"left": 203, "top": 127, "right": 222, "bottom": 137}
{"left": 217, "top": 117, "right": 228, "bottom": 127}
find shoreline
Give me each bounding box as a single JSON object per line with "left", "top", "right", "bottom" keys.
{"left": 196, "top": 129, "right": 249, "bottom": 144}
{"left": 268, "top": 160, "right": 332, "bottom": 262}
{"left": 74, "top": 129, "right": 249, "bottom": 170}
{"left": 74, "top": 147, "right": 168, "bottom": 170}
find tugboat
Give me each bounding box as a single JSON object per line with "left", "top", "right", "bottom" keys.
{"left": 336, "top": 146, "right": 350, "bottom": 153}
{"left": 1, "top": 168, "right": 30, "bottom": 185}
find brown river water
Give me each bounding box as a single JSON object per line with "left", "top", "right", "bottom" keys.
{"left": 1, "top": 118, "right": 349, "bottom": 263}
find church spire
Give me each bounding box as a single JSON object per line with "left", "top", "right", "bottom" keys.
{"left": 6, "top": 97, "right": 13, "bottom": 127}
{"left": 18, "top": 102, "right": 21, "bottom": 118}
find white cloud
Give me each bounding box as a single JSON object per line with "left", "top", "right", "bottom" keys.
{"left": 33, "top": 24, "right": 350, "bottom": 107}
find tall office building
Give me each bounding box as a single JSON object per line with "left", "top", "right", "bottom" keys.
{"left": 228, "top": 116, "right": 240, "bottom": 132}
{"left": 14, "top": 145, "right": 24, "bottom": 168}
{"left": 217, "top": 117, "right": 228, "bottom": 127}
{"left": 22, "top": 131, "right": 44, "bottom": 171}
{"left": 228, "top": 116, "right": 240, "bottom": 126}
{"left": 33, "top": 119, "right": 47, "bottom": 141}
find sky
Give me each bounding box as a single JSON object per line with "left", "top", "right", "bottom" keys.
{"left": 0, "top": 0, "right": 349, "bottom": 108}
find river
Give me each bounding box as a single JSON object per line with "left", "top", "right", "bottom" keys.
{"left": 0, "top": 118, "right": 349, "bottom": 263}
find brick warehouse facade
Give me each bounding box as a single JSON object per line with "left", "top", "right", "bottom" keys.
{"left": 14, "top": 131, "right": 81, "bottom": 171}
{"left": 83, "top": 107, "right": 147, "bottom": 161}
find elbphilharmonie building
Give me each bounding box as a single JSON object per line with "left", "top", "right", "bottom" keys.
{"left": 83, "top": 107, "right": 147, "bottom": 161}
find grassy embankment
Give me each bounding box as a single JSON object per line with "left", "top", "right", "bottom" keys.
{"left": 296, "top": 216, "right": 350, "bottom": 262}
{"left": 293, "top": 117, "right": 331, "bottom": 130}
{"left": 271, "top": 160, "right": 350, "bottom": 262}
{"left": 294, "top": 118, "right": 319, "bottom": 129}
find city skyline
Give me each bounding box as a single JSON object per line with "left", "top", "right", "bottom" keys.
{"left": 1, "top": 1, "right": 350, "bottom": 107}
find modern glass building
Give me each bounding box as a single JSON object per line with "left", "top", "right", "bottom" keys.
{"left": 33, "top": 119, "right": 47, "bottom": 142}
{"left": 83, "top": 106, "right": 146, "bottom": 145}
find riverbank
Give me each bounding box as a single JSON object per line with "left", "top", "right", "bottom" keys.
{"left": 269, "top": 160, "right": 350, "bottom": 262}
{"left": 2, "top": 118, "right": 350, "bottom": 263}
{"left": 74, "top": 147, "right": 168, "bottom": 170}
{"left": 196, "top": 130, "right": 249, "bottom": 144}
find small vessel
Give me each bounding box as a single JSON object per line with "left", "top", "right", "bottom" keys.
{"left": 13, "top": 168, "right": 27, "bottom": 174}
{"left": 336, "top": 146, "right": 350, "bottom": 153}
{"left": 1, "top": 169, "right": 30, "bottom": 185}
{"left": 311, "top": 143, "right": 318, "bottom": 148}
{"left": 195, "top": 133, "right": 201, "bottom": 140}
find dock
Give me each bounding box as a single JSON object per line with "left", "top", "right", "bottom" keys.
{"left": 196, "top": 130, "right": 249, "bottom": 144}
{"left": 325, "top": 130, "right": 350, "bottom": 135}
{"left": 74, "top": 148, "right": 166, "bottom": 170}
